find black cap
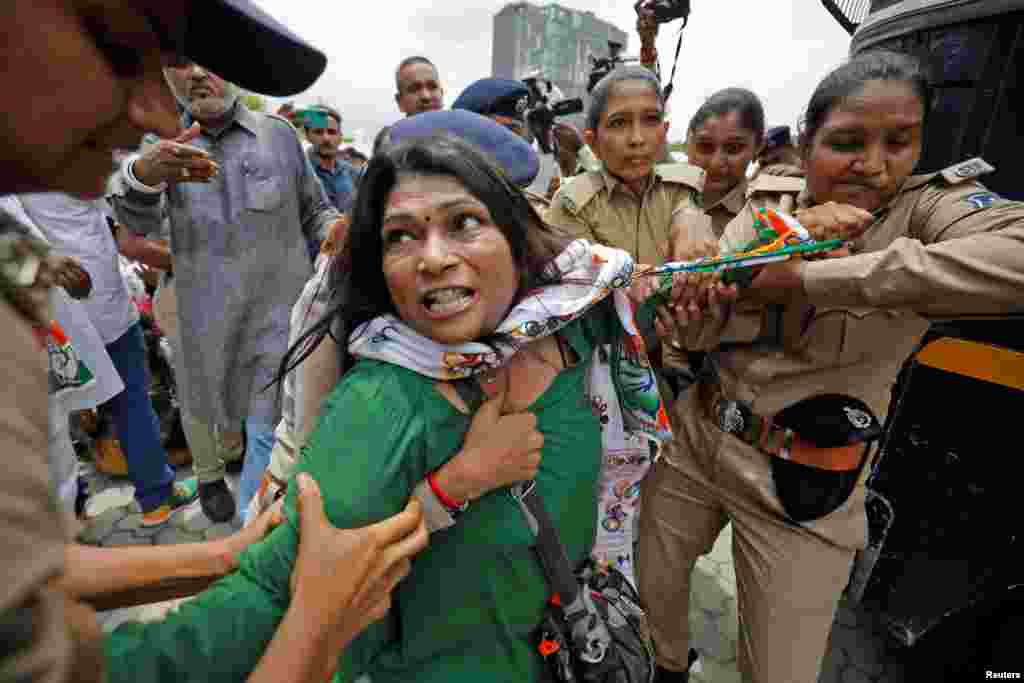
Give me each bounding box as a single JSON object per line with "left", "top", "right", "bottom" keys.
{"left": 184, "top": 0, "right": 327, "bottom": 97}
{"left": 452, "top": 78, "right": 531, "bottom": 122}
{"left": 763, "top": 125, "right": 793, "bottom": 152}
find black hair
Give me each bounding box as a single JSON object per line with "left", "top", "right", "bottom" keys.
{"left": 586, "top": 65, "right": 664, "bottom": 132}
{"left": 687, "top": 87, "right": 766, "bottom": 144}
{"left": 372, "top": 126, "right": 392, "bottom": 157}
{"left": 799, "top": 50, "right": 931, "bottom": 153}
{"left": 346, "top": 149, "right": 368, "bottom": 162}
{"left": 276, "top": 133, "right": 569, "bottom": 383}
{"left": 395, "top": 56, "right": 438, "bottom": 92}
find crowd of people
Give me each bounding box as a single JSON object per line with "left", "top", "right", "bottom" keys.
{"left": 2, "top": 1, "right": 1023, "bottom": 683}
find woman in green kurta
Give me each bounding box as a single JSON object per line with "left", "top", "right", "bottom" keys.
{"left": 104, "top": 132, "right": 671, "bottom": 682}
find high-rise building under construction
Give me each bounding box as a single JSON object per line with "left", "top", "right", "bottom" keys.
{"left": 492, "top": 2, "right": 629, "bottom": 103}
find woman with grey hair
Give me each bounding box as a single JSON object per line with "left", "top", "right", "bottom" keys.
{"left": 545, "top": 65, "right": 703, "bottom": 276}
{"left": 543, "top": 65, "right": 705, "bottom": 403}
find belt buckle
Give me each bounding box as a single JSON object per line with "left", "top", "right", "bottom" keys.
{"left": 715, "top": 399, "right": 749, "bottom": 436}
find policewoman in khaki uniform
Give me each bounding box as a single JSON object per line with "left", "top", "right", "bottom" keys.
{"left": 639, "top": 50, "right": 1024, "bottom": 683}
{"left": 543, "top": 65, "right": 703, "bottom": 268}
{"left": 679, "top": 88, "right": 767, "bottom": 240}
{"left": 663, "top": 88, "right": 781, "bottom": 388}
{"left": 673, "top": 89, "right": 807, "bottom": 251}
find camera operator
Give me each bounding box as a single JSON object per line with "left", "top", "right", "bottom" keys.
{"left": 516, "top": 73, "right": 585, "bottom": 197}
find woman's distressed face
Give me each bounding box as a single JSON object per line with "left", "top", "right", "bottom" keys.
{"left": 381, "top": 173, "right": 520, "bottom": 345}
{"left": 805, "top": 80, "right": 924, "bottom": 212}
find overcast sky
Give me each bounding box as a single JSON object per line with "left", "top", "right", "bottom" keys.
{"left": 253, "top": 0, "right": 854, "bottom": 152}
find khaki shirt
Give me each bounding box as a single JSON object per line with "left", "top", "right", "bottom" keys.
{"left": 544, "top": 163, "right": 704, "bottom": 266}
{"left": 0, "top": 300, "right": 72, "bottom": 683}
{"left": 663, "top": 177, "right": 764, "bottom": 366}
{"left": 671, "top": 170, "right": 804, "bottom": 245}
{"left": 715, "top": 158, "right": 1024, "bottom": 421}
{"left": 695, "top": 177, "right": 750, "bottom": 240}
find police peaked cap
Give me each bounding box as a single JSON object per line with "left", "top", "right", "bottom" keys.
{"left": 763, "top": 125, "right": 794, "bottom": 152}
{"left": 387, "top": 110, "right": 540, "bottom": 187}
{"left": 452, "top": 78, "right": 531, "bottom": 122}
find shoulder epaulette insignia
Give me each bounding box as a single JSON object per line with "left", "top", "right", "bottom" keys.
{"left": 558, "top": 172, "right": 602, "bottom": 216}
{"left": 656, "top": 162, "right": 704, "bottom": 190}
{"left": 747, "top": 174, "right": 805, "bottom": 197}
{"left": 940, "top": 157, "right": 995, "bottom": 184}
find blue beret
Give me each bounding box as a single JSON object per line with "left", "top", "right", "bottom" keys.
{"left": 763, "top": 125, "right": 793, "bottom": 151}
{"left": 452, "top": 78, "right": 531, "bottom": 122}
{"left": 387, "top": 110, "right": 540, "bottom": 187}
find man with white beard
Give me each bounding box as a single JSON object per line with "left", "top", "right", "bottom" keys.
{"left": 113, "top": 61, "right": 344, "bottom": 523}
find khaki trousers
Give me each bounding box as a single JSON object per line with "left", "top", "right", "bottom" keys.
{"left": 152, "top": 280, "right": 242, "bottom": 483}
{"left": 637, "top": 390, "right": 867, "bottom": 683}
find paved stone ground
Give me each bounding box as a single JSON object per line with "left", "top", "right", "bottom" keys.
{"left": 75, "top": 460, "right": 243, "bottom": 632}
{"left": 687, "top": 524, "right": 907, "bottom": 683}
{"left": 81, "top": 463, "right": 907, "bottom": 681}
{"left": 77, "top": 463, "right": 241, "bottom": 549}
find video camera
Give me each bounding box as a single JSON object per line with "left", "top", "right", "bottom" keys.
{"left": 520, "top": 71, "right": 583, "bottom": 155}
{"left": 586, "top": 0, "right": 691, "bottom": 94}
{"left": 634, "top": 0, "right": 691, "bottom": 25}
{"left": 586, "top": 41, "right": 638, "bottom": 94}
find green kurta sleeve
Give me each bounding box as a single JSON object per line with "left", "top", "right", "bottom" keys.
{"left": 103, "top": 361, "right": 429, "bottom": 683}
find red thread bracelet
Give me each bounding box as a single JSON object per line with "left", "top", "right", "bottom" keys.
{"left": 428, "top": 470, "right": 467, "bottom": 512}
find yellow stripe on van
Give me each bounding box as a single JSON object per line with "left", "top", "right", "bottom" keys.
{"left": 916, "top": 338, "right": 1024, "bottom": 391}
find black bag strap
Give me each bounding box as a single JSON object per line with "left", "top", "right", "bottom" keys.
{"left": 451, "top": 376, "right": 487, "bottom": 412}
{"left": 512, "top": 479, "right": 615, "bottom": 664}
{"left": 455, "top": 375, "right": 614, "bottom": 663}
{"left": 511, "top": 480, "right": 582, "bottom": 606}
{"left": 452, "top": 378, "right": 578, "bottom": 602}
